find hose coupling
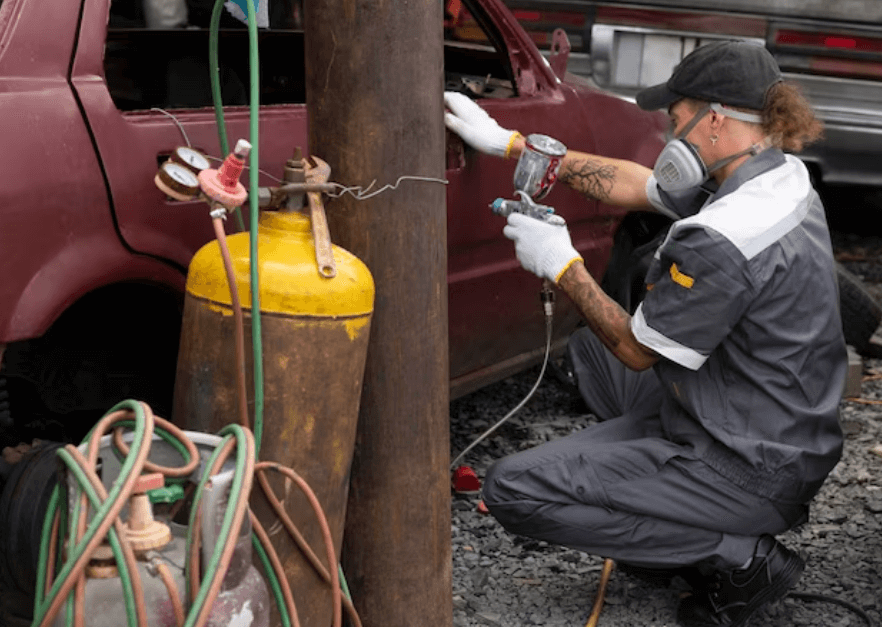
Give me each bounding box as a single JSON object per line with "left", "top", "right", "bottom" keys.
{"left": 540, "top": 280, "right": 555, "bottom": 318}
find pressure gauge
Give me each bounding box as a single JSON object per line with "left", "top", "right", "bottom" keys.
{"left": 170, "top": 146, "right": 210, "bottom": 175}
{"left": 155, "top": 161, "right": 201, "bottom": 201}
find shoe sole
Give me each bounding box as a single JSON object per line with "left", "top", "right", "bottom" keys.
{"left": 728, "top": 554, "right": 805, "bottom": 627}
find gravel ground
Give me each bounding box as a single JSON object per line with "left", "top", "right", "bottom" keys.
{"left": 448, "top": 238, "right": 882, "bottom": 627}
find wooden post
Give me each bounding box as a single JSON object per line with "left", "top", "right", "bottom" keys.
{"left": 303, "top": 4, "right": 451, "bottom": 627}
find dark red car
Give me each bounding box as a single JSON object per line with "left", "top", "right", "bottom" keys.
{"left": 0, "top": 0, "right": 665, "bottom": 446}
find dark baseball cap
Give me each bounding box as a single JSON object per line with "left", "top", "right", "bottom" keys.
{"left": 636, "top": 40, "right": 782, "bottom": 112}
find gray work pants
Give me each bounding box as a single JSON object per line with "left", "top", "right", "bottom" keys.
{"left": 482, "top": 328, "right": 802, "bottom": 571}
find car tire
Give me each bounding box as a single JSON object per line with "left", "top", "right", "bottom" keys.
{"left": 0, "top": 441, "right": 63, "bottom": 627}
{"left": 836, "top": 261, "right": 882, "bottom": 354}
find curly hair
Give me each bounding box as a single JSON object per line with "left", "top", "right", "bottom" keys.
{"left": 762, "top": 82, "right": 824, "bottom": 153}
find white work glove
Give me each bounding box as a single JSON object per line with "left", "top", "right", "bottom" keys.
{"left": 444, "top": 91, "right": 522, "bottom": 158}
{"left": 503, "top": 213, "right": 583, "bottom": 283}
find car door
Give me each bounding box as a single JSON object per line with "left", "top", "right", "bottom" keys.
{"left": 0, "top": 0, "right": 132, "bottom": 342}
{"left": 70, "top": 0, "right": 309, "bottom": 270}
{"left": 445, "top": 0, "right": 611, "bottom": 396}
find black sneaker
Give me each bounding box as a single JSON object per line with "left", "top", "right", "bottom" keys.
{"left": 618, "top": 562, "right": 709, "bottom": 592}
{"left": 677, "top": 535, "right": 804, "bottom": 627}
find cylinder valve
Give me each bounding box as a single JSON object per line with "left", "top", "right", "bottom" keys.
{"left": 124, "top": 472, "right": 172, "bottom": 554}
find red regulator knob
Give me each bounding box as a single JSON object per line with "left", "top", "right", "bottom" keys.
{"left": 199, "top": 139, "right": 251, "bottom": 208}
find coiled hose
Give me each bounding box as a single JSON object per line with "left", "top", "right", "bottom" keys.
{"left": 31, "top": 401, "right": 361, "bottom": 627}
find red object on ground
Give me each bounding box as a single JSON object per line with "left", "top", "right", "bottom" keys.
{"left": 476, "top": 500, "right": 490, "bottom": 515}
{"left": 452, "top": 465, "right": 481, "bottom": 494}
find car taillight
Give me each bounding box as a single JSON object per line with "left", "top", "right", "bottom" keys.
{"left": 773, "top": 28, "right": 882, "bottom": 79}
{"left": 775, "top": 29, "right": 882, "bottom": 54}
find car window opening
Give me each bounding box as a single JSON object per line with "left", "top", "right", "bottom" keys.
{"left": 103, "top": 0, "right": 517, "bottom": 113}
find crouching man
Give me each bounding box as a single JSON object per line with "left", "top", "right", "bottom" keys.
{"left": 445, "top": 41, "right": 845, "bottom": 627}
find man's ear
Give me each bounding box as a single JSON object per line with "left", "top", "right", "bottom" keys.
{"left": 709, "top": 109, "right": 725, "bottom": 131}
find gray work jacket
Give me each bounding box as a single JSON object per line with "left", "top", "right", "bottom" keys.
{"left": 633, "top": 148, "right": 846, "bottom": 504}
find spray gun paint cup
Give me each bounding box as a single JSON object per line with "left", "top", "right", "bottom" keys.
{"left": 513, "top": 134, "right": 567, "bottom": 201}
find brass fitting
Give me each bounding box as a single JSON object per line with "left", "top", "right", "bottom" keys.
{"left": 124, "top": 472, "right": 172, "bottom": 554}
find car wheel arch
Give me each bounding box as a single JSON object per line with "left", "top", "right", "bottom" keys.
{"left": 2, "top": 271, "right": 186, "bottom": 444}
{"left": 5, "top": 238, "right": 185, "bottom": 341}
{"left": 600, "top": 211, "right": 672, "bottom": 314}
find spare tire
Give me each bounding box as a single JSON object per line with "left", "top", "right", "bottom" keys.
{"left": 0, "top": 441, "right": 63, "bottom": 626}
{"left": 836, "top": 261, "right": 882, "bottom": 354}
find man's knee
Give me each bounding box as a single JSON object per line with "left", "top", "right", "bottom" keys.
{"left": 481, "top": 457, "right": 510, "bottom": 510}
{"left": 481, "top": 456, "right": 540, "bottom": 525}
{"left": 481, "top": 459, "right": 538, "bottom": 536}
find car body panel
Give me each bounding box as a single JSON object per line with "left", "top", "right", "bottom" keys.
{"left": 0, "top": 0, "right": 150, "bottom": 339}
{"left": 505, "top": 0, "right": 882, "bottom": 189}
{"left": 72, "top": 0, "right": 309, "bottom": 268}
{"left": 0, "top": 0, "right": 665, "bottom": 400}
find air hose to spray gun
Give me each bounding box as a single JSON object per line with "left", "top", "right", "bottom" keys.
{"left": 450, "top": 280, "right": 555, "bottom": 470}
{"left": 450, "top": 140, "right": 570, "bottom": 471}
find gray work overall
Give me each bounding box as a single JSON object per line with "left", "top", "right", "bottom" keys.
{"left": 482, "top": 149, "right": 846, "bottom": 571}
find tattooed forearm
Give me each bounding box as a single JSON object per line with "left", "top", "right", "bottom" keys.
{"left": 559, "top": 157, "right": 618, "bottom": 202}
{"left": 558, "top": 262, "right": 658, "bottom": 371}
{"left": 560, "top": 265, "right": 629, "bottom": 350}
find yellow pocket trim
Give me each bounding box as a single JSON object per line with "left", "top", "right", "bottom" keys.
{"left": 670, "top": 263, "right": 694, "bottom": 289}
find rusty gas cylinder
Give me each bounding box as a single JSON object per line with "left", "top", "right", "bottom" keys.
{"left": 173, "top": 209, "right": 374, "bottom": 627}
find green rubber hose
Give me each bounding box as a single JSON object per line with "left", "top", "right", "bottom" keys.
{"left": 208, "top": 0, "right": 265, "bottom": 458}
{"left": 32, "top": 400, "right": 151, "bottom": 627}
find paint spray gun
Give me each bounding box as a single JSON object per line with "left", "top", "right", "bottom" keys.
{"left": 490, "top": 133, "right": 569, "bottom": 313}
{"left": 489, "top": 133, "right": 567, "bottom": 226}
{"left": 450, "top": 134, "right": 570, "bottom": 497}
{"left": 490, "top": 192, "right": 565, "bottom": 226}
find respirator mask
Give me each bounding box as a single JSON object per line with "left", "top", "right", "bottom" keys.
{"left": 653, "top": 103, "right": 766, "bottom": 192}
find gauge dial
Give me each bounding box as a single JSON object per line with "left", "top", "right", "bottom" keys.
{"left": 171, "top": 146, "right": 210, "bottom": 174}
{"left": 155, "top": 161, "right": 201, "bottom": 201}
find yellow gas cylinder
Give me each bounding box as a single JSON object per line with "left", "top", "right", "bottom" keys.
{"left": 172, "top": 209, "right": 374, "bottom": 627}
